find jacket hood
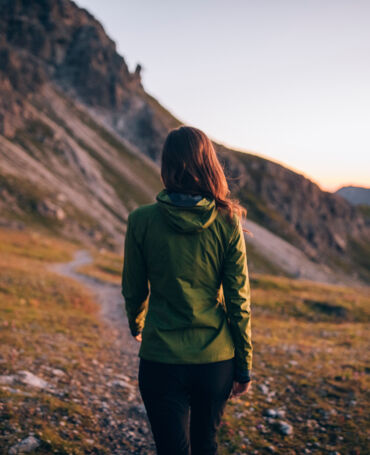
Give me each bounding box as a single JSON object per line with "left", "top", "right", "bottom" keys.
{"left": 156, "top": 188, "right": 218, "bottom": 233}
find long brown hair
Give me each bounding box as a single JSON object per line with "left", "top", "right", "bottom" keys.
{"left": 160, "top": 125, "right": 253, "bottom": 235}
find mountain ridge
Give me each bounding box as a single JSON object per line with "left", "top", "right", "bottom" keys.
{"left": 0, "top": 0, "right": 369, "bottom": 284}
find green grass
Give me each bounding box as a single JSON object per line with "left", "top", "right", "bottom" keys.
{"left": 0, "top": 172, "right": 104, "bottom": 251}
{"left": 250, "top": 273, "right": 370, "bottom": 323}
{"left": 0, "top": 228, "right": 79, "bottom": 263}
{"left": 356, "top": 203, "right": 370, "bottom": 220}
{"left": 325, "top": 236, "right": 370, "bottom": 284}
{"left": 347, "top": 236, "right": 370, "bottom": 278}
{"left": 75, "top": 249, "right": 123, "bottom": 284}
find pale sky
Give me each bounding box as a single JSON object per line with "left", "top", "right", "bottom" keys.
{"left": 75, "top": 0, "right": 370, "bottom": 192}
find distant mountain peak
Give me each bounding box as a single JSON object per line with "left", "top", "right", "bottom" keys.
{"left": 335, "top": 186, "right": 370, "bottom": 206}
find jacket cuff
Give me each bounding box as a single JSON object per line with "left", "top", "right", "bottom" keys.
{"left": 130, "top": 326, "right": 142, "bottom": 337}
{"left": 234, "top": 369, "right": 252, "bottom": 383}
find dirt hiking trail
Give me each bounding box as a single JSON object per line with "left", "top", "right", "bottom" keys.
{"left": 49, "top": 249, "right": 157, "bottom": 454}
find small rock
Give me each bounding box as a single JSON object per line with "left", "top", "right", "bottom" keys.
{"left": 0, "top": 375, "right": 17, "bottom": 385}
{"left": 43, "top": 366, "right": 65, "bottom": 377}
{"left": 50, "top": 368, "right": 65, "bottom": 377}
{"left": 259, "top": 384, "right": 269, "bottom": 395}
{"left": 131, "top": 404, "right": 146, "bottom": 415}
{"left": 275, "top": 420, "right": 293, "bottom": 436}
{"left": 36, "top": 199, "right": 65, "bottom": 221}
{"left": 256, "top": 423, "right": 268, "bottom": 434}
{"left": 18, "top": 371, "right": 50, "bottom": 389}
{"left": 306, "top": 419, "right": 319, "bottom": 430}
{"left": 108, "top": 379, "right": 135, "bottom": 400}
{"left": 115, "top": 373, "right": 131, "bottom": 382}
{"left": 56, "top": 193, "right": 67, "bottom": 203}
{"left": 108, "top": 379, "right": 132, "bottom": 390}
{"left": 8, "top": 435, "right": 40, "bottom": 454}
{"left": 275, "top": 409, "right": 286, "bottom": 418}
{"left": 263, "top": 409, "right": 277, "bottom": 418}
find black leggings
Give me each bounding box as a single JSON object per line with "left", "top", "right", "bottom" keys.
{"left": 138, "top": 356, "right": 235, "bottom": 455}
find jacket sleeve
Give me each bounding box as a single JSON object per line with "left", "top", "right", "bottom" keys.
{"left": 221, "top": 216, "right": 252, "bottom": 382}
{"left": 121, "top": 212, "right": 150, "bottom": 337}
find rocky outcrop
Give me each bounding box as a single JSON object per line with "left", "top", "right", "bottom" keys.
{"left": 0, "top": 0, "right": 178, "bottom": 158}
{"left": 0, "top": 0, "right": 141, "bottom": 101}
{"left": 216, "top": 144, "right": 369, "bottom": 264}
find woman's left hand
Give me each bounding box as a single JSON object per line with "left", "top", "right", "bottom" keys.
{"left": 134, "top": 333, "right": 142, "bottom": 342}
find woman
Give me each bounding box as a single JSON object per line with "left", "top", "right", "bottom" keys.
{"left": 121, "top": 125, "right": 253, "bottom": 455}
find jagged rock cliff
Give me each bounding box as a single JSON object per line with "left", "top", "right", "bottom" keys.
{"left": 0, "top": 0, "right": 167, "bottom": 249}
{"left": 0, "top": 0, "right": 179, "bottom": 156}
{"left": 216, "top": 144, "right": 369, "bottom": 263}
{"left": 0, "top": 0, "right": 369, "bottom": 283}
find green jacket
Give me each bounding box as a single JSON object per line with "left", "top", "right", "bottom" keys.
{"left": 121, "top": 188, "right": 252, "bottom": 382}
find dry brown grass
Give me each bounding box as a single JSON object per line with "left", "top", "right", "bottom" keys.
{"left": 1, "top": 227, "right": 369, "bottom": 454}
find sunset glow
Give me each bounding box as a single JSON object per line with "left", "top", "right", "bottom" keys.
{"left": 76, "top": 0, "right": 370, "bottom": 191}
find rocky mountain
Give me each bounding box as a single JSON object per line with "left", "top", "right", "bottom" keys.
{"left": 335, "top": 185, "right": 370, "bottom": 206}
{"left": 0, "top": 0, "right": 369, "bottom": 284}
{"left": 215, "top": 145, "right": 370, "bottom": 281}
